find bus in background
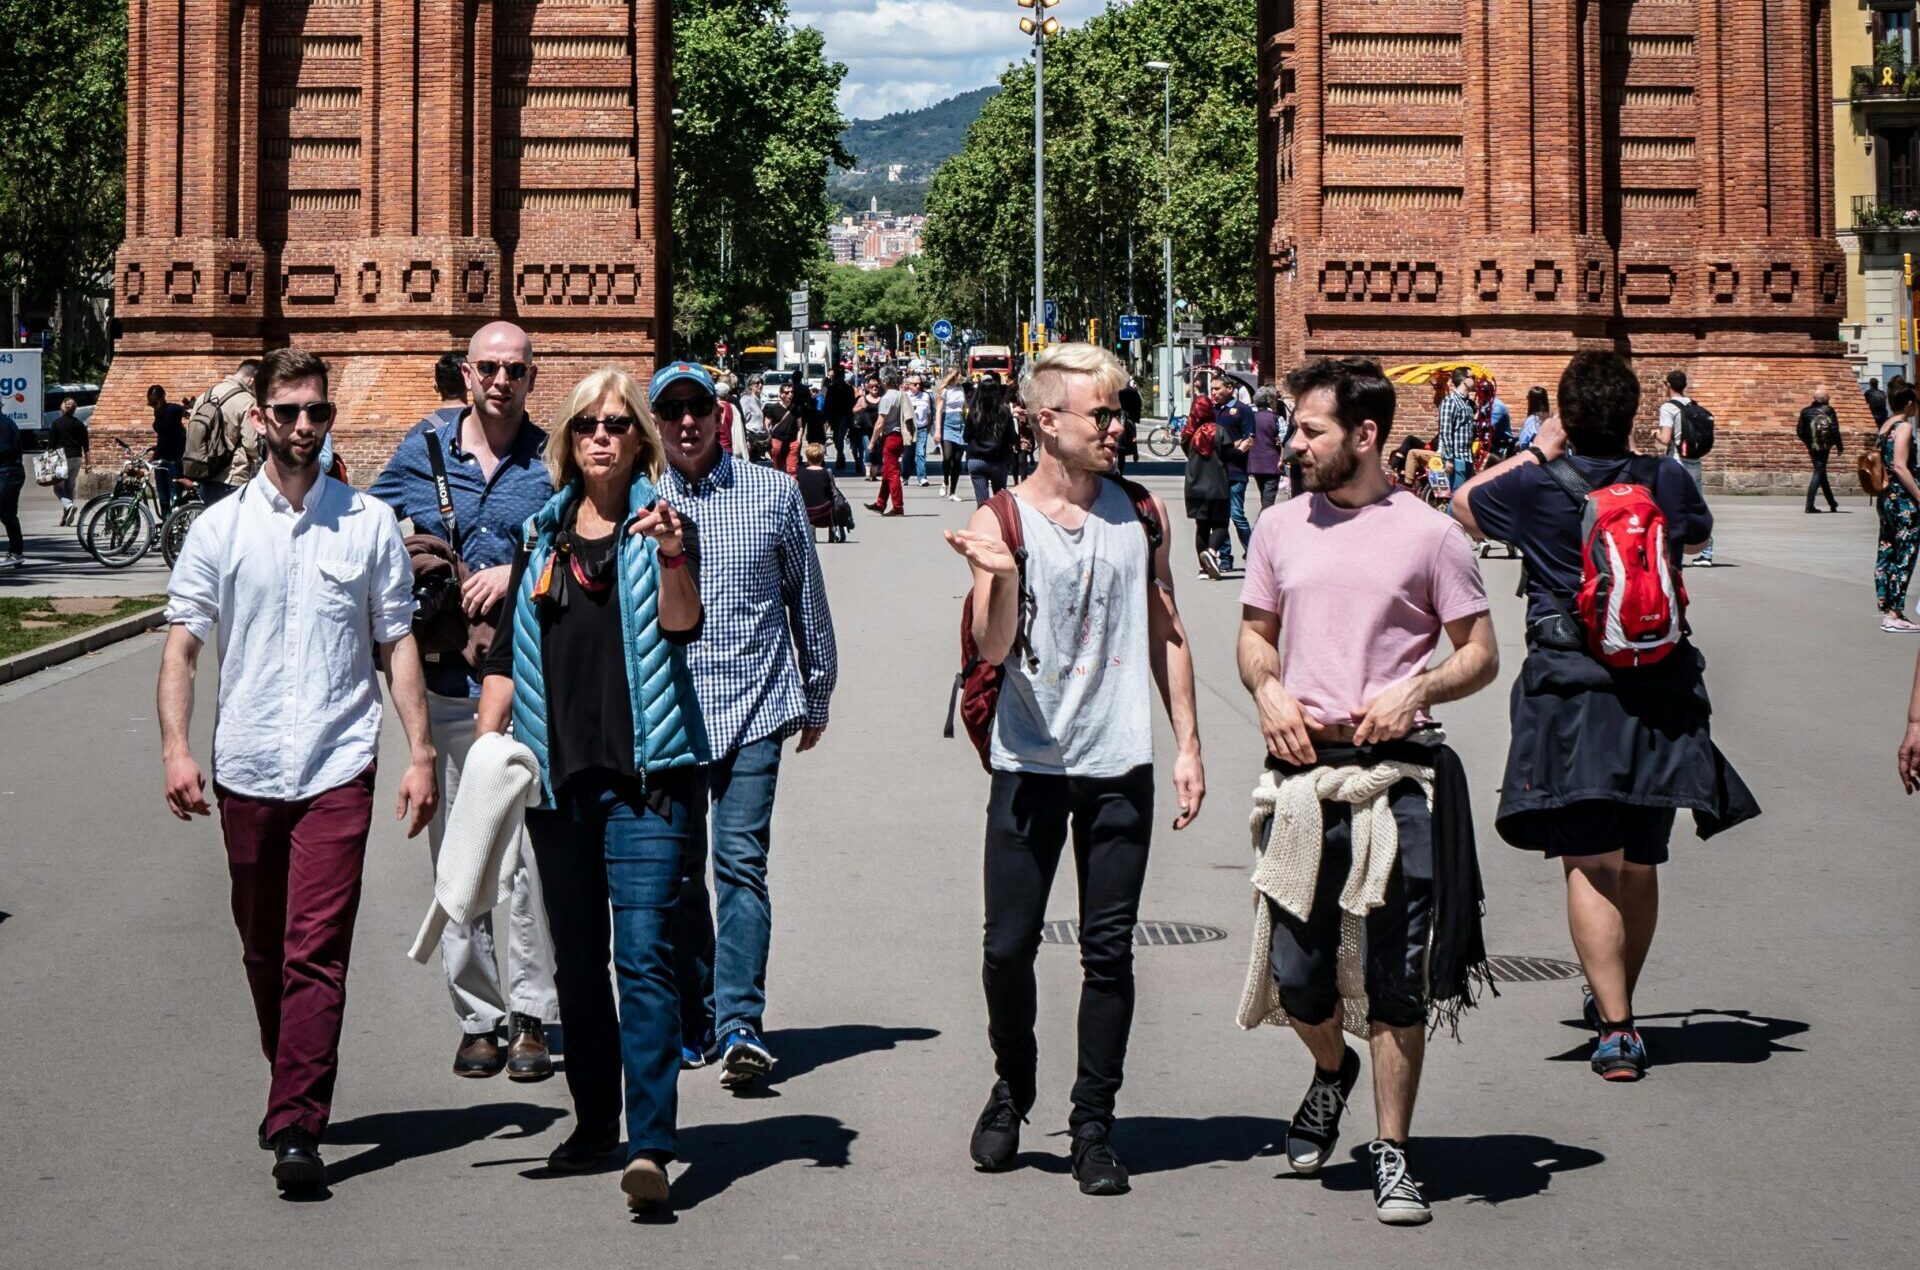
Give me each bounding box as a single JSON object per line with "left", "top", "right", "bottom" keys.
{"left": 967, "top": 344, "right": 1013, "bottom": 382}
{"left": 735, "top": 345, "right": 777, "bottom": 381}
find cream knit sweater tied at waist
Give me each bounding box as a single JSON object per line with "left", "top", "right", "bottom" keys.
{"left": 1237, "top": 759, "right": 1435, "bottom": 1033}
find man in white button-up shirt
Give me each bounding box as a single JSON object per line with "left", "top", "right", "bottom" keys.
{"left": 158, "top": 347, "right": 437, "bottom": 1194}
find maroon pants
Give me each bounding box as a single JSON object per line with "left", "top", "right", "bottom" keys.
{"left": 217, "top": 763, "right": 376, "bottom": 1140}
{"left": 877, "top": 433, "right": 905, "bottom": 512}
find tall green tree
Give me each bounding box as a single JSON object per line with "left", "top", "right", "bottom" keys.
{"left": 0, "top": 0, "right": 125, "bottom": 378}
{"left": 672, "top": 0, "right": 850, "bottom": 355}
{"left": 921, "top": 0, "right": 1256, "bottom": 346}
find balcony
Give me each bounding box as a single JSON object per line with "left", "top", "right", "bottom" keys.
{"left": 1851, "top": 196, "right": 1920, "bottom": 251}
{"left": 1852, "top": 58, "right": 1920, "bottom": 111}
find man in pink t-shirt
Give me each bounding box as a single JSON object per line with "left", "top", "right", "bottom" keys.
{"left": 1235, "top": 357, "right": 1497, "bottom": 1227}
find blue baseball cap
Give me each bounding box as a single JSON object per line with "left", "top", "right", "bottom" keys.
{"left": 648, "top": 361, "right": 717, "bottom": 403}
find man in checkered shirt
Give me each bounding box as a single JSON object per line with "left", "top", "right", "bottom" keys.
{"left": 1436, "top": 368, "right": 1478, "bottom": 491}
{"left": 653, "top": 361, "right": 838, "bottom": 1092}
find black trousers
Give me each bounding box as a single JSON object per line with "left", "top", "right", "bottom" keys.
{"left": 1192, "top": 518, "right": 1228, "bottom": 564}
{"left": 1255, "top": 474, "right": 1280, "bottom": 510}
{"left": 982, "top": 765, "right": 1153, "bottom": 1132}
{"left": 1807, "top": 451, "right": 1838, "bottom": 511}
{"left": 0, "top": 466, "right": 23, "bottom": 555}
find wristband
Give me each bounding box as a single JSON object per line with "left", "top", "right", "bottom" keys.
{"left": 1525, "top": 445, "right": 1547, "bottom": 465}
{"left": 659, "top": 548, "right": 687, "bottom": 570}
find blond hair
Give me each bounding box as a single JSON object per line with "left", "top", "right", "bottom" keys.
{"left": 1020, "top": 341, "right": 1127, "bottom": 413}
{"left": 546, "top": 366, "right": 666, "bottom": 489}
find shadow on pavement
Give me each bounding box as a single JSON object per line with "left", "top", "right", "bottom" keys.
{"left": 324, "top": 1101, "right": 566, "bottom": 1186}
{"left": 1312, "top": 1134, "right": 1605, "bottom": 1205}
{"left": 762, "top": 1023, "right": 941, "bottom": 1088}
{"left": 1115, "top": 1115, "right": 1285, "bottom": 1175}
{"left": 668, "top": 1113, "right": 857, "bottom": 1211}
{"left": 1550, "top": 1007, "right": 1809, "bottom": 1066}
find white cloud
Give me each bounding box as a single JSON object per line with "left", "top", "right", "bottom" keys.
{"left": 791, "top": 0, "right": 1087, "bottom": 118}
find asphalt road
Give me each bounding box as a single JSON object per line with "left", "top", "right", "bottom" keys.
{"left": 2, "top": 477, "right": 1911, "bottom": 1268}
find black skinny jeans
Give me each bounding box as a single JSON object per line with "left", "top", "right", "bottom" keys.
{"left": 1192, "top": 517, "right": 1228, "bottom": 564}
{"left": 1806, "top": 450, "right": 1838, "bottom": 511}
{"left": 982, "top": 765, "right": 1153, "bottom": 1132}
{"left": 942, "top": 441, "right": 966, "bottom": 496}
{"left": 0, "top": 466, "right": 24, "bottom": 555}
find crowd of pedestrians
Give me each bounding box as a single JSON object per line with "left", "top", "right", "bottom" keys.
{"left": 165, "top": 329, "right": 1920, "bottom": 1232}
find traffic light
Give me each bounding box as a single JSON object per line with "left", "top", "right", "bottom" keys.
{"left": 1906, "top": 253, "right": 1913, "bottom": 287}
{"left": 1087, "top": 318, "right": 1099, "bottom": 345}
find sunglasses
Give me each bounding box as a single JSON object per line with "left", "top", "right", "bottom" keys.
{"left": 266, "top": 401, "right": 336, "bottom": 425}
{"left": 654, "top": 395, "right": 716, "bottom": 422}
{"left": 568, "top": 414, "right": 634, "bottom": 437}
{"left": 1061, "top": 406, "right": 1124, "bottom": 430}
{"left": 471, "top": 360, "right": 530, "bottom": 382}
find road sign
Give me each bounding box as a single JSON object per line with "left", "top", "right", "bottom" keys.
{"left": 932, "top": 318, "right": 955, "bottom": 342}
{"left": 789, "top": 285, "right": 809, "bottom": 329}
{"left": 902, "top": 331, "right": 915, "bottom": 344}
{"left": 1044, "top": 299, "right": 1059, "bottom": 332}
{"left": 1177, "top": 322, "right": 1204, "bottom": 338}
{"left": 1117, "top": 314, "right": 1144, "bottom": 341}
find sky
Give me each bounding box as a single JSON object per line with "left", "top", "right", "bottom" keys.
{"left": 789, "top": 1, "right": 1089, "bottom": 120}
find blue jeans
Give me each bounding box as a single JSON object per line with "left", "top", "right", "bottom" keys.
{"left": 910, "top": 430, "right": 929, "bottom": 482}
{"left": 1680, "top": 458, "right": 1714, "bottom": 559}
{"left": 1226, "top": 476, "right": 1250, "bottom": 558}
{"left": 1449, "top": 456, "right": 1473, "bottom": 492}
{"left": 527, "top": 770, "right": 690, "bottom": 1159}
{"left": 676, "top": 735, "right": 784, "bottom": 1040}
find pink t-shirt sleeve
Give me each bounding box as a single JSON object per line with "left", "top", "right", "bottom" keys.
{"left": 1239, "top": 511, "right": 1283, "bottom": 615}
{"left": 1427, "top": 518, "right": 1491, "bottom": 622}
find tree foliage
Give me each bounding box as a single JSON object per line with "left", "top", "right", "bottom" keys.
{"left": 0, "top": 0, "right": 126, "bottom": 377}
{"left": 920, "top": 0, "right": 1256, "bottom": 345}
{"left": 672, "top": 0, "right": 850, "bottom": 354}
{"left": 808, "top": 262, "right": 929, "bottom": 336}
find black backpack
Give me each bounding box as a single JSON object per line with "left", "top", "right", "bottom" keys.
{"left": 1672, "top": 398, "right": 1715, "bottom": 460}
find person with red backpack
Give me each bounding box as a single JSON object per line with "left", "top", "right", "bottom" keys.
{"left": 942, "top": 341, "right": 1206, "bottom": 1197}
{"left": 1453, "top": 351, "right": 1760, "bottom": 1084}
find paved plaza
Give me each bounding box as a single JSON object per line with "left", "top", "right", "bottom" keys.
{"left": 1, "top": 478, "right": 1911, "bottom": 1268}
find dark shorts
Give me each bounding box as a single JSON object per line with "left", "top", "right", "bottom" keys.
{"left": 1268, "top": 778, "right": 1432, "bottom": 1030}
{"left": 1539, "top": 800, "right": 1675, "bottom": 866}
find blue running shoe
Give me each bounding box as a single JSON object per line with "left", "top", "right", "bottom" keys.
{"left": 717, "top": 1026, "right": 776, "bottom": 1090}
{"left": 681, "top": 1045, "right": 709, "bottom": 1070}
{"left": 1591, "top": 1028, "right": 1648, "bottom": 1082}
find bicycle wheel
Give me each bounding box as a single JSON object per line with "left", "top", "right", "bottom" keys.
{"left": 159, "top": 502, "right": 203, "bottom": 568}
{"left": 74, "top": 492, "right": 115, "bottom": 545}
{"left": 85, "top": 497, "right": 156, "bottom": 569}
{"left": 1146, "top": 426, "right": 1177, "bottom": 458}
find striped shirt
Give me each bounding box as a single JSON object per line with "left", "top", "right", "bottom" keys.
{"left": 661, "top": 453, "right": 838, "bottom": 757}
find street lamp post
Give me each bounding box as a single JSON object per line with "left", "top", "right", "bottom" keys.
{"left": 1019, "top": 0, "right": 1061, "bottom": 354}
{"left": 1145, "top": 60, "right": 1174, "bottom": 417}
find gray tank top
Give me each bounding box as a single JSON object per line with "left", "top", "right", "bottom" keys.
{"left": 990, "top": 481, "right": 1155, "bottom": 777}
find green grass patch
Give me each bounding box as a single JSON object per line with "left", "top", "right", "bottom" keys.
{"left": 0, "top": 596, "right": 166, "bottom": 660}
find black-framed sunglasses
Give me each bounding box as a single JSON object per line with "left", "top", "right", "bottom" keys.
{"left": 1064, "top": 406, "right": 1125, "bottom": 431}
{"left": 568, "top": 414, "right": 634, "bottom": 437}
{"left": 266, "top": 401, "right": 336, "bottom": 425}
{"left": 653, "top": 395, "right": 716, "bottom": 422}
{"left": 471, "top": 359, "right": 530, "bottom": 381}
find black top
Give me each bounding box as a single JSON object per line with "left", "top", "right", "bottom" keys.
{"left": 1867, "top": 386, "right": 1890, "bottom": 426}
{"left": 1468, "top": 453, "right": 1712, "bottom": 625}
{"left": 152, "top": 403, "right": 188, "bottom": 462}
{"left": 47, "top": 415, "right": 88, "bottom": 457}
{"left": 825, "top": 378, "right": 855, "bottom": 424}
{"left": 1796, "top": 402, "right": 1844, "bottom": 456}
{"left": 795, "top": 464, "right": 838, "bottom": 511}
{"left": 1118, "top": 384, "right": 1142, "bottom": 424}
{"left": 0, "top": 415, "right": 20, "bottom": 469}
{"left": 1214, "top": 398, "right": 1255, "bottom": 474}
{"left": 963, "top": 403, "right": 1013, "bottom": 464}
{"left": 481, "top": 523, "right": 702, "bottom": 808}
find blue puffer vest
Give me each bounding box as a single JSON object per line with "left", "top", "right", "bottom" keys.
{"left": 510, "top": 475, "right": 711, "bottom": 807}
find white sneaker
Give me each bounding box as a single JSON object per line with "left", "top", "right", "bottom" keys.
{"left": 1199, "top": 549, "right": 1223, "bottom": 580}
{"left": 1882, "top": 615, "right": 1920, "bottom": 633}
{"left": 1369, "top": 1140, "right": 1432, "bottom": 1225}
{"left": 2, "top": 554, "right": 23, "bottom": 569}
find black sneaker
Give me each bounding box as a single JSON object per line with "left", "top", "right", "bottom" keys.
{"left": 546, "top": 1120, "right": 621, "bottom": 1173}
{"left": 1368, "top": 1139, "right": 1431, "bottom": 1225}
{"left": 269, "top": 1126, "right": 326, "bottom": 1192}
{"left": 968, "top": 1080, "right": 1029, "bottom": 1171}
{"left": 1285, "top": 1045, "right": 1361, "bottom": 1175}
{"left": 1070, "top": 1125, "right": 1131, "bottom": 1196}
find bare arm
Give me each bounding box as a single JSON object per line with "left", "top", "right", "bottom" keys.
{"left": 477, "top": 673, "right": 513, "bottom": 737}
{"left": 378, "top": 632, "right": 439, "bottom": 837}
{"left": 1352, "top": 610, "right": 1500, "bottom": 746}
{"left": 1455, "top": 414, "right": 1564, "bottom": 540}
{"left": 944, "top": 502, "right": 1020, "bottom": 666}
{"left": 1237, "top": 605, "right": 1322, "bottom": 765}
{"left": 1143, "top": 494, "right": 1204, "bottom": 829}
{"left": 158, "top": 625, "right": 210, "bottom": 819}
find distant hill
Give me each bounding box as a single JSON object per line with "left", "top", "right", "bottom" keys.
{"left": 831, "top": 86, "right": 997, "bottom": 216}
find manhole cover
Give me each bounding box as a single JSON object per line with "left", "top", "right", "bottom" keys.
{"left": 1484, "top": 954, "right": 1584, "bottom": 983}
{"left": 1039, "top": 920, "right": 1227, "bottom": 947}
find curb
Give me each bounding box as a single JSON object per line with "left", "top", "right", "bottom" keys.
{"left": 0, "top": 605, "right": 168, "bottom": 686}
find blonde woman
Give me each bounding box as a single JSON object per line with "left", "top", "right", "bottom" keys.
{"left": 476, "top": 366, "right": 710, "bottom": 1211}
{"left": 935, "top": 367, "right": 969, "bottom": 500}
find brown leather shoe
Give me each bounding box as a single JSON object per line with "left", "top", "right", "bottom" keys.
{"left": 453, "top": 1030, "right": 505, "bottom": 1078}
{"left": 506, "top": 1013, "right": 552, "bottom": 1082}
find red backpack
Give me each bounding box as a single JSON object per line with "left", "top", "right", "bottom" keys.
{"left": 943, "top": 477, "right": 1163, "bottom": 769}
{"left": 1537, "top": 456, "right": 1687, "bottom": 668}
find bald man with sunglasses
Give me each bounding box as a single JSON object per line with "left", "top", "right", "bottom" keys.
{"left": 369, "top": 321, "right": 562, "bottom": 1082}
